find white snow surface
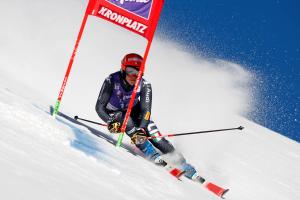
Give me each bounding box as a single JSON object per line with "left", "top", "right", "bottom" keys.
{"left": 0, "top": 0, "right": 299, "bottom": 200}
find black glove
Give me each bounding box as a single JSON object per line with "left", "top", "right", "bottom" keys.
{"left": 131, "top": 128, "right": 147, "bottom": 144}
{"left": 107, "top": 119, "right": 121, "bottom": 133}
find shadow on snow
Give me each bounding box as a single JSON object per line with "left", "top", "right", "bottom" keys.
{"left": 49, "top": 106, "right": 139, "bottom": 161}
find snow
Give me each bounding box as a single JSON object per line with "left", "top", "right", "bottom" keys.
{"left": 0, "top": 0, "right": 299, "bottom": 200}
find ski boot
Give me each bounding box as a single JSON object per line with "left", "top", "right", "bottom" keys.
{"left": 181, "top": 163, "right": 206, "bottom": 184}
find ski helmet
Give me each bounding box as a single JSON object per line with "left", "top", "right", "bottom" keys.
{"left": 121, "top": 53, "right": 143, "bottom": 73}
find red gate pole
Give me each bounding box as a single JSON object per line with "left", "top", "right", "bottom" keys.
{"left": 116, "top": 39, "right": 153, "bottom": 147}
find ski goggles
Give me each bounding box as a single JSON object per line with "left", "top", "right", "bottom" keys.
{"left": 125, "top": 66, "right": 139, "bottom": 76}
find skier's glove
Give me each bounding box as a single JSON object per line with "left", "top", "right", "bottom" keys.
{"left": 131, "top": 128, "right": 147, "bottom": 144}
{"left": 107, "top": 120, "right": 121, "bottom": 133}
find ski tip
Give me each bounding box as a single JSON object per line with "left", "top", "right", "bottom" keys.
{"left": 221, "top": 189, "right": 230, "bottom": 199}
{"left": 205, "top": 182, "right": 229, "bottom": 199}
{"left": 238, "top": 126, "right": 244, "bottom": 130}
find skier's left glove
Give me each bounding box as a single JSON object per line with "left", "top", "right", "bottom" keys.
{"left": 107, "top": 119, "right": 121, "bottom": 133}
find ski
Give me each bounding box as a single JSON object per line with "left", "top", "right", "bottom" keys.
{"left": 164, "top": 163, "right": 229, "bottom": 198}
{"left": 204, "top": 182, "right": 229, "bottom": 199}
{"left": 163, "top": 163, "right": 185, "bottom": 179}
{"left": 191, "top": 176, "right": 229, "bottom": 199}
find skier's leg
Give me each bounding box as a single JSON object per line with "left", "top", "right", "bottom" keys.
{"left": 133, "top": 130, "right": 165, "bottom": 165}
{"left": 145, "top": 121, "right": 175, "bottom": 154}
{"left": 145, "top": 120, "right": 205, "bottom": 182}
{"left": 180, "top": 161, "right": 205, "bottom": 183}
{"left": 130, "top": 104, "right": 174, "bottom": 156}
{"left": 114, "top": 112, "right": 164, "bottom": 165}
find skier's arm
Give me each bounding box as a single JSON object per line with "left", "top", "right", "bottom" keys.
{"left": 139, "top": 81, "right": 152, "bottom": 129}
{"left": 95, "top": 77, "right": 113, "bottom": 123}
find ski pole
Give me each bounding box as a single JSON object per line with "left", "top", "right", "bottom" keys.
{"left": 73, "top": 116, "right": 243, "bottom": 138}
{"left": 147, "top": 126, "right": 244, "bottom": 139}
{"left": 74, "top": 116, "right": 107, "bottom": 126}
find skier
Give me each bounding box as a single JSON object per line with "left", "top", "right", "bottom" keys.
{"left": 95, "top": 53, "right": 204, "bottom": 182}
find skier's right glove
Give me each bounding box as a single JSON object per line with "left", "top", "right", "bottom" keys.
{"left": 107, "top": 119, "right": 121, "bottom": 133}
{"left": 131, "top": 128, "right": 147, "bottom": 144}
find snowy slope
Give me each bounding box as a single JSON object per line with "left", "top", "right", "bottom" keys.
{"left": 0, "top": 0, "right": 299, "bottom": 200}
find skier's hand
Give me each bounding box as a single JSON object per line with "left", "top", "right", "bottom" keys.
{"left": 107, "top": 120, "right": 121, "bottom": 133}
{"left": 131, "top": 128, "right": 147, "bottom": 144}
